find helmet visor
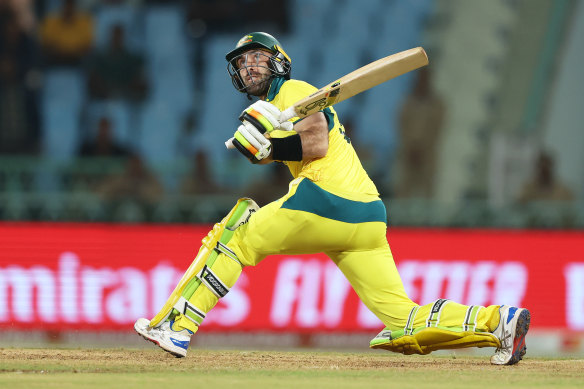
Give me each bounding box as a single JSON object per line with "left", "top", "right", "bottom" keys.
{"left": 227, "top": 50, "right": 275, "bottom": 94}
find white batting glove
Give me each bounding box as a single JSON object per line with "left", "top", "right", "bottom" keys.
{"left": 240, "top": 100, "right": 294, "bottom": 132}
{"left": 232, "top": 121, "right": 272, "bottom": 163}
{"left": 227, "top": 101, "right": 294, "bottom": 150}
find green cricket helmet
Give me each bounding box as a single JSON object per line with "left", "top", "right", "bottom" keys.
{"left": 226, "top": 32, "right": 291, "bottom": 93}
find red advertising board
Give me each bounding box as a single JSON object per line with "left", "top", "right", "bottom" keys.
{"left": 0, "top": 223, "right": 583, "bottom": 332}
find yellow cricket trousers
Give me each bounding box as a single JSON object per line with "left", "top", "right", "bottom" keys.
{"left": 176, "top": 177, "right": 500, "bottom": 347}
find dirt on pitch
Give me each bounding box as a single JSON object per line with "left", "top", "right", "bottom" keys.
{"left": 0, "top": 348, "right": 583, "bottom": 374}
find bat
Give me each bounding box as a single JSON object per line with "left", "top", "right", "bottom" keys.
{"left": 226, "top": 47, "right": 428, "bottom": 149}
{"left": 279, "top": 46, "right": 428, "bottom": 121}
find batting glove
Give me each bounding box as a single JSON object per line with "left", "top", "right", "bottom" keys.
{"left": 232, "top": 101, "right": 294, "bottom": 163}
{"left": 232, "top": 120, "right": 272, "bottom": 164}
{"left": 239, "top": 100, "right": 294, "bottom": 133}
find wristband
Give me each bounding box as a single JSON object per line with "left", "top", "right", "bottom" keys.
{"left": 271, "top": 134, "right": 303, "bottom": 161}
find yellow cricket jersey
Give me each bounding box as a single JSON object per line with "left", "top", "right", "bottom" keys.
{"left": 265, "top": 77, "right": 380, "bottom": 203}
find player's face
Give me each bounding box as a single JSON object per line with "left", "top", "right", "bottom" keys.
{"left": 236, "top": 49, "right": 273, "bottom": 96}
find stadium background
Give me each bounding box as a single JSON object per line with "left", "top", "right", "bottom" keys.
{"left": 0, "top": 0, "right": 583, "bottom": 357}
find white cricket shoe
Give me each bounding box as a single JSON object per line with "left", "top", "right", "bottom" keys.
{"left": 134, "top": 318, "right": 192, "bottom": 358}
{"left": 490, "top": 305, "right": 530, "bottom": 365}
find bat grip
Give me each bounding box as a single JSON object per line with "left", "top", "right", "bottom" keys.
{"left": 280, "top": 106, "right": 297, "bottom": 123}
{"left": 225, "top": 137, "right": 235, "bottom": 149}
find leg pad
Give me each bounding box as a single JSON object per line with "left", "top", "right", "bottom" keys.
{"left": 149, "top": 198, "right": 258, "bottom": 328}
{"left": 173, "top": 297, "right": 206, "bottom": 326}
{"left": 370, "top": 327, "right": 500, "bottom": 355}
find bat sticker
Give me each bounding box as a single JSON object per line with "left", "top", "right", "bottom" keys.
{"left": 302, "top": 97, "right": 328, "bottom": 113}
{"left": 328, "top": 87, "right": 341, "bottom": 98}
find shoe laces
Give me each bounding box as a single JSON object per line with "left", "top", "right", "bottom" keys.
{"left": 496, "top": 332, "right": 512, "bottom": 353}
{"left": 148, "top": 325, "right": 165, "bottom": 335}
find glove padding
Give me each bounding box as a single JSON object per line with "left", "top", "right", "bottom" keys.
{"left": 232, "top": 121, "right": 272, "bottom": 164}
{"left": 232, "top": 101, "right": 293, "bottom": 163}
{"left": 239, "top": 100, "right": 294, "bottom": 133}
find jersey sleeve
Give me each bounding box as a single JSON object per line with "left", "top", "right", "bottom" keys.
{"left": 275, "top": 80, "right": 318, "bottom": 112}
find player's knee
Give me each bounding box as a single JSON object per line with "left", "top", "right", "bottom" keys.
{"left": 226, "top": 198, "right": 259, "bottom": 229}
{"left": 150, "top": 199, "right": 259, "bottom": 328}
{"left": 195, "top": 197, "right": 259, "bottom": 289}
{"left": 172, "top": 199, "right": 259, "bottom": 326}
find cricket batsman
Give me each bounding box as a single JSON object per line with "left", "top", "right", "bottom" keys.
{"left": 134, "top": 32, "right": 530, "bottom": 365}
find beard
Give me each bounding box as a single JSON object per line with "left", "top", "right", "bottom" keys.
{"left": 242, "top": 73, "right": 272, "bottom": 96}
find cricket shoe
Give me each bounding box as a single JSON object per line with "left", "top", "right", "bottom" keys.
{"left": 490, "top": 305, "right": 530, "bottom": 365}
{"left": 134, "top": 318, "right": 192, "bottom": 358}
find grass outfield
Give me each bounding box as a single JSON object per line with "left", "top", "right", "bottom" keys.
{"left": 0, "top": 348, "right": 582, "bottom": 388}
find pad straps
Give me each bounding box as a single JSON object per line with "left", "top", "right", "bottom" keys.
{"left": 426, "top": 299, "right": 450, "bottom": 328}
{"left": 193, "top": 242, "right": 242, "bottom": 298}
{"left": 215, "top": 241, "right": 242, "bottom": 265}
{"left": 174, "top": 297, "right": 206, "bottom": 326}
{"left": 197, "top": 265, "right": 230, "bottom": 298}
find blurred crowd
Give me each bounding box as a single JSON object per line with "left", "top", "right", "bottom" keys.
{"left": 0, "top": 0, "right": 578, "bottom": 225}
{"left": 0, "top": 0, "right": 292, "bottom": 216}
{"left": 0, "top": 0, "right": 40, "bottom": 154}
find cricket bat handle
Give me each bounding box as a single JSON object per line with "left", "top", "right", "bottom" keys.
{"left": 225, "top": 137, "right": 235, "bottom": 149}
{"left": 280, "top": 106, "right": 297, "bottom": 122}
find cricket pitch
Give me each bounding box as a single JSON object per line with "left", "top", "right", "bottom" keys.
{"left": 0, "top": 348, "right": 582, "bottom": 389}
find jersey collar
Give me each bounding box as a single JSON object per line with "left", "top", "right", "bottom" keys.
{"left": 265, "top": 76, "right": 285, "bottom": 102}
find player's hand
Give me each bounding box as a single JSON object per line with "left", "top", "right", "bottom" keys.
{"left": 232, "top": 121, "right": 272, "bottom": 164}
{"left": 226, "top": 101, "right": 294, "bottom": 151}
{"left": 239, "top": 101, "right": 294, "bottom": 133}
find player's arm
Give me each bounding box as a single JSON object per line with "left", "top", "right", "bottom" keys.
{"left": 260, "top": 111, "right": 328, "bottom": 164}
{"left": 284, "top": 111, "right": 328, "bottom": 160}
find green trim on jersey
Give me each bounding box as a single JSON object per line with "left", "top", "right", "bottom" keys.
{"left": 266, "top": 77, "right": 286, "bottom": 102}
{"left": 282, "top": 179, "right": 387, "bottom": 224}
{"left": 322, "top": 107, "right": 334, "bottom": 131}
